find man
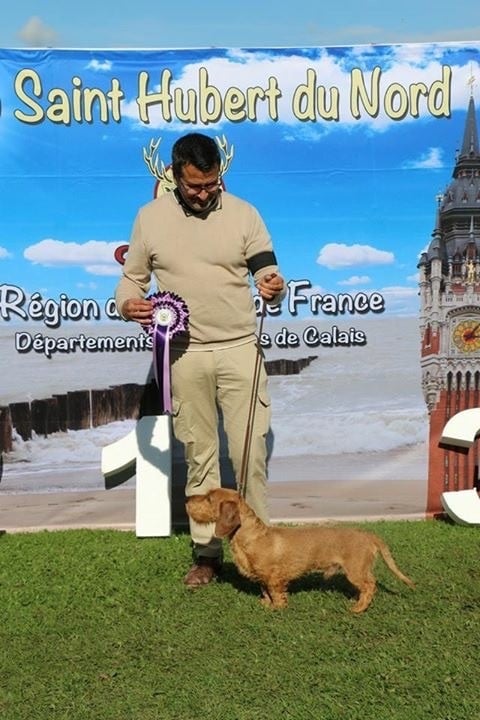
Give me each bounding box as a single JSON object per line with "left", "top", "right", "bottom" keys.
{"left": 116, "top": 132, "right": 285, "bottom": 587}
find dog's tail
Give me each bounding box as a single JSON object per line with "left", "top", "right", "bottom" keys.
{"left": 374, "top": 536, "right": 415, "bottom": 589}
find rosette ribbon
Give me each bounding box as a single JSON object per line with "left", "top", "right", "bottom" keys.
{"left": 144, "top": 291, "right": 189, "bottom": 414}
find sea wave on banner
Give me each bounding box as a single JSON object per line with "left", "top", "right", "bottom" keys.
{"left": 1, "top": 314, "right": 428, "bottom": 474}
{"left": 268, "top": 406, "right": 427, "bottom": 457}
{"left": 4, "top": 403, "right": 427, "bottom": 472}
{"left": 264, "top": 312, "right": 428, "bottom": 453}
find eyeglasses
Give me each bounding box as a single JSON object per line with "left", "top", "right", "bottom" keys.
{"left": 178, "top": 177, "right": 221, "bottom": 195}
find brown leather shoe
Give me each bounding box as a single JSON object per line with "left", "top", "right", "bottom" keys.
{"left": 183, "top": 557, "right": 222, "bottom": 588}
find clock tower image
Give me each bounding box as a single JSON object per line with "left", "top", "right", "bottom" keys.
{"left": 418, "top": 93, "right": 480, "bottom": 515}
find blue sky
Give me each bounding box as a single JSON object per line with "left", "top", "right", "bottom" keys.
{"left": 1, "top": 12, "right": 480, "bottom": 320}
{"left": 1, "top": 2, "right": 480, "bottom": 49}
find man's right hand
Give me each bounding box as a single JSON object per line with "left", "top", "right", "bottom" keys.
{"left": 121, "top": 298, "right": 153, "bottom": 325}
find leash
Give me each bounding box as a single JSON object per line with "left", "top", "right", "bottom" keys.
{"left": 237, "top": 298, "right": 267, "bottom": 500}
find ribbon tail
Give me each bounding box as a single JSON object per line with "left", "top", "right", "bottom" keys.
{"left": 153, "top": 323, "right": 172, "bottom": 414}
{"left": 152, "top": 324, "right": 160, "bottom": 391}
{"left": 163, "top": 329, "right": 172, "bottom": 414}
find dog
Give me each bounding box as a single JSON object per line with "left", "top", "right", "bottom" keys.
{"left": 186, "top": 488, "right": 415, "bottom": 613}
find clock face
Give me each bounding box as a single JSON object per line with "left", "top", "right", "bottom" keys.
{"left": 452, "top": 319, "right": 480, "bottom": 353}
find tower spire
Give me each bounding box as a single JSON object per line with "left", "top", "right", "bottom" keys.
{"left": 456, "top": 95, "right": 480, "bottom": 169}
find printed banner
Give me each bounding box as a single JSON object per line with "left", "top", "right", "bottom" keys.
{"left": 1, "top": 43, "right": 479, "bottom": 519}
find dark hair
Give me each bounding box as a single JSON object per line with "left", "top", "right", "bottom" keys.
{"left": 171, "top": 133, "right": 220, "bottom": 178}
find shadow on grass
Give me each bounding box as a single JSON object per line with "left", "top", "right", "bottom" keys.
{"left": 217, "top": 561, "right": 401, "bottom": 604}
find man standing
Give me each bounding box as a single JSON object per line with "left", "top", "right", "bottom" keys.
{"left": 116, "top": 132, "right": 285, "bottom": 587}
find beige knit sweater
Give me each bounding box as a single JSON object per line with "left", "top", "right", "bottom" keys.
{"left": 115, "top": 190, "right": 282, "bottom": 350}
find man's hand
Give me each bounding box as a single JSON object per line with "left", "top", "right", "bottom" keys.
{"left": 256, "top": 273, "right": 285, "bottom": 302}
{"left": 121, "top": 298, "right": 153, "bottom": 325}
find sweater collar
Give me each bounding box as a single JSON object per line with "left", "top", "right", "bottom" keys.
{"left": 173, "top": 188, "right": 223, "bottom": 218}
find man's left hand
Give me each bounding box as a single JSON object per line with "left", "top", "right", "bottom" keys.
{"left": 256, "top": 273, "right": 285, "bottom": 301}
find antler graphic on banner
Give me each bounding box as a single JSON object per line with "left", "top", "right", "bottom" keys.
{"left": 143, "top": 138, "right": 176, "bottom": 195}
{"left": 217, "top": 134, "right": 234, "bottom": 177}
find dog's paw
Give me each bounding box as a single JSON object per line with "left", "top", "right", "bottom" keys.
{"left": 264, "top": 596, "right": 289, "bottom": 610}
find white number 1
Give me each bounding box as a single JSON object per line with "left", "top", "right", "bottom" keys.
{"left": 101, "top": 415, "right": 172, "bottom": 537}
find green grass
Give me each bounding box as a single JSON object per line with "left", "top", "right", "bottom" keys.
{"left": 1, "top": 519, "right": 479, "bottom": 720}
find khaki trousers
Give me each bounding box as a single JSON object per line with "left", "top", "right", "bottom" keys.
{"left": 171, "top": 341, "right": 271, "bottom": 558}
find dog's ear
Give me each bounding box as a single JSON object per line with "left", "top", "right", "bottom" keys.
{"left": 215, "top": 500, "right": 241, "bottom": 538}
{"left": 185, "top": 494, "right": 213, "bottom": 524}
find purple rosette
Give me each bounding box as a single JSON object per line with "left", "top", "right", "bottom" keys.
{"left": 144, "top": 291, "right": 189, "bottom": 414}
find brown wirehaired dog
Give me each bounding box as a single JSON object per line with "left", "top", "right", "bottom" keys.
{"left": 186, "top": 488, "right": 415, "bottom": 613}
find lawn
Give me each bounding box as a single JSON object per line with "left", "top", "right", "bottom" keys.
{"left": 0, "top": 518, "right": 479, "bottom": 720}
